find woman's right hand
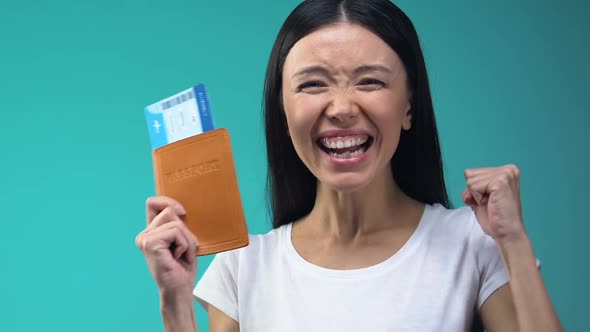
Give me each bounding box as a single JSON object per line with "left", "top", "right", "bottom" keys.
{"left": 136, "top": 196, "right": 199, "bottom": 296}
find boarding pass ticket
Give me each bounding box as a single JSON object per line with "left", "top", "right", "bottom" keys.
{"left": 145, "top": 84, "right": 214, "bottom": 150}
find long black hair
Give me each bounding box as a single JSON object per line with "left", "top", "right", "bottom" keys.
{"left": 264, "top": 0, "right": 451, "bottom": 229}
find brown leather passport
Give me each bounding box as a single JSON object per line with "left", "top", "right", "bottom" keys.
{"left": 152, "top": 128, "right": 249, "bottom": 256}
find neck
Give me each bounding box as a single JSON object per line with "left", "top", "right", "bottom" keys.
{"left": 302, "top": 165, "right": 415, "bottom": 241}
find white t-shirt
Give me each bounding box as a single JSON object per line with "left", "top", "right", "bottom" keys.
{"left": 193, "top": 203, "right": 509, "bottom": 332}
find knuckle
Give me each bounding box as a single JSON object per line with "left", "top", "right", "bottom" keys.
{"left": 510, "top": 164, "right": 520, "bottom": 177}
{"left": 140, "top": 237, "right": 150, "bottom": 251}
{"left": 161, "top": 206, "right": 172, "bottom": 215}
{"left": 135, "top": 233, "right": 143, "bottom": 248}
{"left": 168, "top": 220, "right": 180, "bottom": 234}
{"left": 146, "top": 196, "right": 157, "bottom": 207}
{"left": 499, "top": 173, "right": 510, "bottom": 185}
{"left": 504, "top": 164, "right": 516, "bottom": 174}
{"left": 143, "top": 237, "right": 159, "bottom": 252}
{"left": 489, "top": 182, "right": 500, "bottom": 192}
{"left": 172, "top": 227, "right": 187, "bottom": 240}
{"left": 157, "top": 207, "right": 177, "bottom": 222}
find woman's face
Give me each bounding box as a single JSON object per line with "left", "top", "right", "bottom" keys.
{"left": 282, "top": 23, "right": 412, "bottom": 193}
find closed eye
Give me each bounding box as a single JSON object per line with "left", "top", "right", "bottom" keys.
{"left": 359, "top": 79, "right": 384, "bottom": 86}
{"left": 297, "top": 81, "right": 328, "bottom": 93}
{"left": 357, "top": 78, "right": 385, "bottom": 91}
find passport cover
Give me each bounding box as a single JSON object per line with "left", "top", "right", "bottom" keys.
{"left": 152, "top": 128, "right": 249, "bottom": 256}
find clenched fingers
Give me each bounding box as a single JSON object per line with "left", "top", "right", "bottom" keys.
{"left": 147, "top": 207, "right": 183, "bottom": 231}
{"left": 136, "top": 220, "right": 198, "bottom": 264}
{"left": 146, "top": 196, "right": 186, "bottom": 225}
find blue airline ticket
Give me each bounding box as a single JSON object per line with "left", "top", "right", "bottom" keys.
{"left": 145, "top": 84, "right": 214, "bottom": 150}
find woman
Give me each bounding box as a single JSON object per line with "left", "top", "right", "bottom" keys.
{"left": 136, "top": 1, "right": 562, "bottom": 331}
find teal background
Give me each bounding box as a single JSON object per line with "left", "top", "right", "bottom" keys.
{"left": 0, "top": 0, "right": 587, "bottom": 331}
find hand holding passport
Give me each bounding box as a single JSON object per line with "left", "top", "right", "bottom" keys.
{"left": 144, "top": 84, "right": 249, "bottom": 255}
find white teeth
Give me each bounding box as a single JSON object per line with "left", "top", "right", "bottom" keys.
{"left": 329, "top": 146, "right": 367, "bottom": 159}
{"left": 321, "top": 136, "right": 369, "bottom": 149}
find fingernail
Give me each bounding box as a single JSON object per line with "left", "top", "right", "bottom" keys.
{"left": 175, "top": 205, "right": 186, "bottom": 215}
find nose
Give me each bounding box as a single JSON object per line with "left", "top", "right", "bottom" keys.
{"left": 325, "top": 93, "right": 359, "bottom": 124}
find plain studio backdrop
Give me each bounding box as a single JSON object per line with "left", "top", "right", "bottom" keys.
{"left": 0, "top": 0, "right": 587, "bottom": 331}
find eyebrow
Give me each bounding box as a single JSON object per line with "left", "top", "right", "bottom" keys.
{"left": 292, "top": 64, "right": 393, "bottom": 79}
{"left": 352, "top": 65, "right": 393, "bottom": 76}
{"left": 292, "top": 66, "right": 331, "bottom": 79}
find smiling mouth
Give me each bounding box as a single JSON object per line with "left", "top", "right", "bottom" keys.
{"left": 317, "top": 135, "right": 374, "bottom": 159}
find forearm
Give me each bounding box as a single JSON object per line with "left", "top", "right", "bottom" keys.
{"left": 498, "top": 234, "right": 562, "bottom": 332}
{"left": 160, "top": 290, "right": 198, "bottom": 332}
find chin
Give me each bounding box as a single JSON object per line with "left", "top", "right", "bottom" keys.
{"left": 319, "top": 173, "right": 373, "bottom": 193}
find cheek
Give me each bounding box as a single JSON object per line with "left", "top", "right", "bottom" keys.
{"left": 372, "top": 71, "right": 412, "bottom": 123}
{"left": 358, "top": 94, "right": 406, "bottom": 155}
{"left": 359, "top": 93, "right": 406, "bottom": 127}
{"left": 283, "top": 95, "right": 329, "bottom": 168}
{"left": 284, "top": 95, "right": 326, "bottom": 139}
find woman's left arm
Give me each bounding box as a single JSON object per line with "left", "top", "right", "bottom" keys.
{"left": 463, "top": 164, "right": 563, "bottom": 332}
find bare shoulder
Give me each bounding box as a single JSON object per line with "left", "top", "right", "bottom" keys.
{"left": 480, "top": 283, "right": 518, "bottom": 332}
{"left": 208, "top": 304, "right": 239, "bottom": 332}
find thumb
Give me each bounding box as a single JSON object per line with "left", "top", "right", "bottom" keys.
{"left": 462, "top": 188, "right": 477, "bottom": 206}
